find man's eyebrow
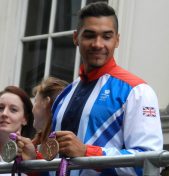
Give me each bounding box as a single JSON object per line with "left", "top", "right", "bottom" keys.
{"left": 83, "top": 29, "right": 114, "bottom": 34}
{"left": 104, "top": 31, "right": 114, "bottom": 34}
{"left": 83, "top": 29, "right": 95, "bottom": 33}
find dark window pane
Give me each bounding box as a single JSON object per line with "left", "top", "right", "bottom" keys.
{"left": 20, "top": 40, "right": 47, "bottom": 96}
{"left": 86, "top": 0, "right": 108, "bottom": 4}
{"left": 164, "top": 144, "right": 169, "bottom": 150}
{"left": 25, "top": 0, "right": 52, "bottom": 36}
{"left": 50, "top": 36, "right": 76, "bottom": 83}
{"left": 54, "top": 0, "right": 81, "bottom": 32}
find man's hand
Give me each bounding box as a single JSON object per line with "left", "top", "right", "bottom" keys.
{"left": 16, "top": 135, "right": 36, "bottom": 160}
{"left": 56, "top": 131, "right": 87, "bottom": 157}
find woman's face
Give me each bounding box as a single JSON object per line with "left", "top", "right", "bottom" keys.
{"left": 0, "top": 92, "right": 27, "bottom": 134}
{"left": 32, "top": 92, "right": 49, "bottom": 132}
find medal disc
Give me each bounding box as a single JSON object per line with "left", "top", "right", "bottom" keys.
{"left": 1, "top": 140, "right": 18, "bottom": 162}
{"left": 40, "top": 138, "right": 59, "bottom": 161}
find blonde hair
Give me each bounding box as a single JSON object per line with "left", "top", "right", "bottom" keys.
{"left": 32, "top": 77, "right": 68, "bottom": 145}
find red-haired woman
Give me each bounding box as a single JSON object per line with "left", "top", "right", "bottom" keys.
{"left": 0, "top": 86, "right": 35, "bottom": 175}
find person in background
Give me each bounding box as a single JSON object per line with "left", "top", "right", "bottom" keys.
{"left": 50, "top": 2, "right": 163, "bottom": 176}
{"left": 32, "top": 76, "right": 68, "bottom": 147}
{"left": 0, "top": 86, "right": 35, "bottom": 175}
{"left": 16, "top": 77, "right": 68, "bottom": 174}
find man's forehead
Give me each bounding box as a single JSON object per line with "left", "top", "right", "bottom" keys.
{"left": 80, "top": 16, "right": 116, "bottom": 31}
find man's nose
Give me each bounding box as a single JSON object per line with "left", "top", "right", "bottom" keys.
{"left": 91, "top": 36, "right": 104, "bottom": 48}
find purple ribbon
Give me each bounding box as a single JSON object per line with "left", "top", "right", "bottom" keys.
{"left": 49, "top": 131, "right": 56, "bottom": 138}
{"left": 49, "top": 132, "right": 69, "bottom": 176}
{"left": 12, "top": 157, "right": 22, "bottom": 176}
{"left": 9, "top": 133, "right": 17, "bottom": 141}
{"left": 58, "top": 158, "right": 69, "bottom": 176}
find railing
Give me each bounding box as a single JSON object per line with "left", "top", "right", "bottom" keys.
{"left": 0, "top": 150, "right": 169, "bottom": 175}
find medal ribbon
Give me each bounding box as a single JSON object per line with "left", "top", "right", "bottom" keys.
{"left": 58, "top": 157, "right": 68, "bottom": 176}
{"left": 48, "top": 132, "right": 69, "bottom": 176}
{"left": 10, "top": 133, "right": 22, "bottom": 176}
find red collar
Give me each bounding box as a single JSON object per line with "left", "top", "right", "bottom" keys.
{"left": 79, "top": 58, "right": 116, "bottom": 81}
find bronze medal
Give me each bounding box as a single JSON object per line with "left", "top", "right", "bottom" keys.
{"left": 40, "top": 138, "right": 59, "bottom": 161}
{"left": 1, "top": 140, "right": 18, "bottom": 163}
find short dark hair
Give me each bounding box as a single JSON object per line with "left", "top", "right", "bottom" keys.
{"left": 77, "top": 2, "right": 118, "bottom": 33}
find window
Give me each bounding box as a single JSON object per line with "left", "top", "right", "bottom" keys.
{"left": 20, "top": 0, "right": 108, "bottom": 96}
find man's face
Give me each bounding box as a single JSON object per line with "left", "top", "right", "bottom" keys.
{"left": 73, "top": 16, "right": 119, "bottom": 73}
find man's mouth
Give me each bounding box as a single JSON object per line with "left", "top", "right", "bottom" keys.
{"left": 88, "top": 50, "right": 107, "bottom": 56}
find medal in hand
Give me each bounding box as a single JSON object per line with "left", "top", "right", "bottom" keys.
{"left": 1, "top": 133, "right": 18, "bottom": 163}
{"left": 40, "top": 132, "right": 59, "bottom": 161}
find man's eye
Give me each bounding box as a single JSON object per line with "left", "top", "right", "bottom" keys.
{"left": 83, "top": 33, "right": 95, "bottom": 39}
{"left": 103, "top": 35, "right": 112, "bottom": 40}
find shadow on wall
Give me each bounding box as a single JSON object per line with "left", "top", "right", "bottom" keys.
{"left": 160, "top": 104, "right": 169, "bottom": 117}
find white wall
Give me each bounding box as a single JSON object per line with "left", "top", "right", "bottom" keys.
{"left": 115, "top": 0, "right": 169, "bottom": 109}
{"left": 0, "top": 0, "right": 25, "bottom": 89}
{"left": 1, "top": 0, "right": 169, "bottom": 109}
{"left": 0, "top": 0, "right": 168, "bottom": 144}
{"left": 0, "top": 0, "right": 169, "bottom": 148}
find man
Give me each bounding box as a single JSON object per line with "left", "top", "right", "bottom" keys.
{"left": 52, "top": 2, "right": 163, "bottom": 176}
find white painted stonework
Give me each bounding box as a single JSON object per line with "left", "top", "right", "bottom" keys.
{"left": 0, "top": 0, "right": 168, "bottom": 144}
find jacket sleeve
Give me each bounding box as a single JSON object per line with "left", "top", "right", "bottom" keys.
{"left": 85, "top": 84, "right": 163, "bottom": 176}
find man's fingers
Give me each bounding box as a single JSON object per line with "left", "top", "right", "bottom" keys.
{"left": 56, "top": 131, "right": 76, "bottom": 142}
{"left": 56, "top": 131, "right": 74, "bottom": 137}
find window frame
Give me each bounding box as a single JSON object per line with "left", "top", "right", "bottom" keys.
{"left": 15, "top": 0, "right": 110, "bottom": 88}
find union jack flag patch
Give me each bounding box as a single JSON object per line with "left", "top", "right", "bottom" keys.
{"left": 143, "top": 107, "right": 156, "bottom": 117}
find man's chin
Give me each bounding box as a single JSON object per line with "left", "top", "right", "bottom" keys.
{"left": 90, "top": 60, "right": 107, "bottom": 68}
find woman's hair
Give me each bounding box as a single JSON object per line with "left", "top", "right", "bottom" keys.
{"left": 0, "top": 86, "right": 35, "bottom": 138}
{"left": 32, "top": 76, "right": 68, "bottom": 106}
{"left": 32, "top": 77, "right": 68, "bottom": 145}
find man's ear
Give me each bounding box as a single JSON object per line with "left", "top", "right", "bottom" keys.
{"left": 73, "top": 31, "right": 79, "bottom": 46}
{"left": 115, "top": 33, "right": 120, "bottom": 48}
